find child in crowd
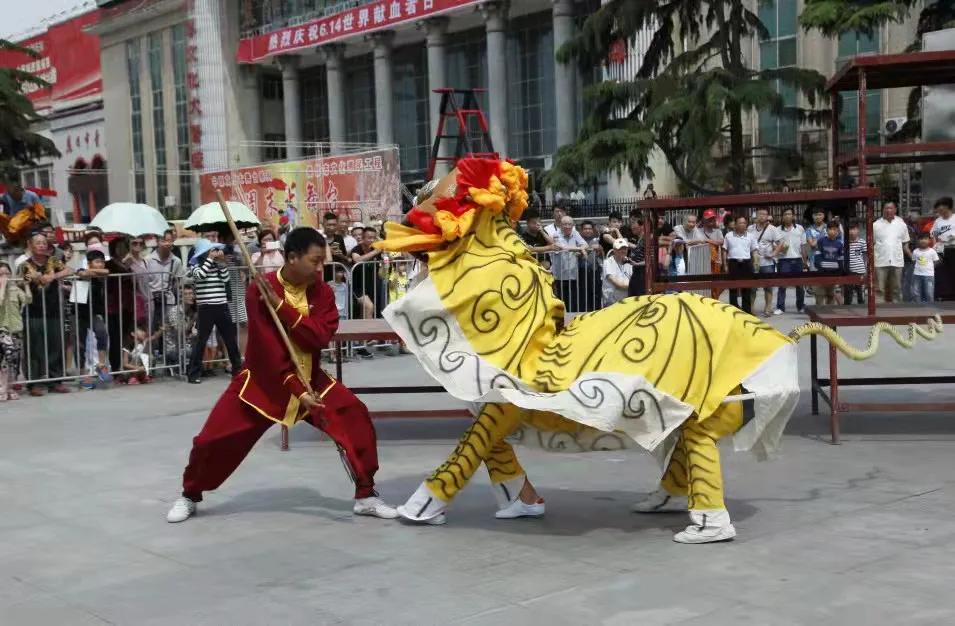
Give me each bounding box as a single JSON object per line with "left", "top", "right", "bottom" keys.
{"left": 123, "top": 325, "right": 159, "bottom": 385}
{"left": 843, "top": 222, "right": 867, "bottom": 305}
{"left": 815, "top": 221, "right": 845, "bottom": 305}
{"left": 912, "top": 233, "right": 941, "bottom": 303}
{"left": 0, "top": 262, "right": 30, "bottom": 401}
{"left": 77, "top": 250, "right": 113, "bottom": 387}
{"left": 665, "top": 238, "right": 687, "bottom": 278}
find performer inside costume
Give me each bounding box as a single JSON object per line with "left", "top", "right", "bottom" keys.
{"left": 166, "top": 227, "right": 397, "bottom": 523}
{"left": 373, "top": 158, "right": 803, "bottom": 544}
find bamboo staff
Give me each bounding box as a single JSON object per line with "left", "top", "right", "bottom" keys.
{"left": 213, "top": 190, "right": 319, "bottom": 405}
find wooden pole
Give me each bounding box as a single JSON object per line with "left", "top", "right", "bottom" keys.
{"left": 214, "top": 190, "right": 315, "bottom": 398}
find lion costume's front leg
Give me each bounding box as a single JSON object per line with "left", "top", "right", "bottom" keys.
{"left": 397, "top": 403, "right": 536, "bottom": 523}
{"left": 634, "top": 399, "right": 744, "bottom": 543}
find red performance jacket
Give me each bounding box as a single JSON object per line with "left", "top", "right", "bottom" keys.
{"left": 236, "top": 271, "right": 339, "bottom": 423}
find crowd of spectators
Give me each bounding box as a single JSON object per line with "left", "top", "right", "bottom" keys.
{"left": 516, "top": 196, "right": 955, "bottom": 316}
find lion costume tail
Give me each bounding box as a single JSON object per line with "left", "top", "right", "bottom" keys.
{"left": 788, "top": 315, "right": 944, "bottom": 360}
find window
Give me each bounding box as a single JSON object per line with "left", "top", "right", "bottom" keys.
{"left": 172, "top": 24, "right": 192, "bottom": 213}
{"left": 838, "top": 30, "right": 882, "bottom": 149}
{"left": 507, "top": 13, "right": 556, "bottom": 163}
{"left": 393, "top": 44, "right": 430, "bottom": 176}
{"left": 264, "top": 133, "right": 287, "bottom": 161}
{"left": 758, "top": 0, "right": 798, "bottom": 153}
{"left": 148, "top": 33, "right": 167, "bottom": 205}
{"left": 262, "top": 74, "right": 284, "bottom": 100}
{"left": 301, "top": 66, "right": 329, "bottom": 151}
{"left": 127, "top": 40, "right": 147, "bottom": 204}
{"left": 344, "top": 54, "right": 376, "bottom": 145}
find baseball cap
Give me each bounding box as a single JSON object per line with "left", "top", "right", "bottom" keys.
{"left": 702, "top": 209, "right": 717, "bottom": 219}
{"left": 612, "top": 238, "right": 629, "bottom": 250}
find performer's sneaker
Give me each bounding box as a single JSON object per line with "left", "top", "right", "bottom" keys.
{"left": 353, "top": 497, "right": 399, "bottom": 519}
{"left": 166, "top": 497, "right": 197, "bottom": 523}
{"left": 631, "top": 489, "right": 687, "bottom": 514}
{"left": 396, "top": 482, "right": 448, "bottom": 524}
{"left": 495, "top": 498, "right": 545, "bottom": 519}
{"left": 673, "top": 509, "right": 736, "bottom": 544}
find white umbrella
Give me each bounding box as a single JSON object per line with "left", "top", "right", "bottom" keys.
{"left": 185, "top": 201, "right": 261, "bottom": 232}
{"left": 90, "top": 202, "right": 170, "bottom": 237}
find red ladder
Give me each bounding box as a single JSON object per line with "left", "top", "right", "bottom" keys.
{"left": 427, "top": 88, "right": 499, "bottom": 180}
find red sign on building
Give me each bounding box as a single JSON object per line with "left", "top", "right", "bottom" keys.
{"left": 237, "top": 0, "right": 481, "bottom": 63}
{"left": 0, "top": 10, "right": 102, "bottom": 111}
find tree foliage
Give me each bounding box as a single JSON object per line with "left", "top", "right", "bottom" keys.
{"left": 547, "top": 0, "right": 829, "bottom": 195}
{"left": 0, "top": 38, "right": 59, "bottom": 182}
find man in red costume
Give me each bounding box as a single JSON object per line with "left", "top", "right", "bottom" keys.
{"left": 167, "top": 227, "right": 397, "bottom": 522}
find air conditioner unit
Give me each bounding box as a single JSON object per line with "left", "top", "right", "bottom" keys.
{"left": 885, "top": 117, "right": 908, "bottom": 136}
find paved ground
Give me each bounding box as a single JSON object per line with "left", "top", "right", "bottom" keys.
{"left": 2, "top": 313, "right": 954, "bottom": 625}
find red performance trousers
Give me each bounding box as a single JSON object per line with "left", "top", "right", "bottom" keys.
{"left": 181, "top": 377, "right": 379, "bottom": 501}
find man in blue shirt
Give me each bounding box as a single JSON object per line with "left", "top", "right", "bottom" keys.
{"left": 815, "top": 221, "right": 845, "bottom": 305}
{"left": 1, "top": 184, "right": 41, "bottom": 216}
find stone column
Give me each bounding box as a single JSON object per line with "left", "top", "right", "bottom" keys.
{"left": 278, "top": 55, "right": 302, "bottom": 159}
{"left": 424, "top": 17, "right": 449, "bottom": 140}
{"left": 322, "top": 44, "right": 347, "bottom": 149}
{"left": 481, "top": 1, "right": 509, "bottom": 157}
{"left": 370, "top": 30, "right": 395, "bottom": 146}
{"left": 552, "top": 0, "right": 576, "bottom": 147}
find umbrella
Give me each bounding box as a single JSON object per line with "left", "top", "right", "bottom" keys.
{"left": 89, "top": 203, "right": 170, "bottom": 237}
{"left": 185, "top": 201, "right": 260, "bottom": 232}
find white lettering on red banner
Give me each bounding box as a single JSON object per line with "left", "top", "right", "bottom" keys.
{"left": 237, "top": 0, "right": 480, "bottom": 63}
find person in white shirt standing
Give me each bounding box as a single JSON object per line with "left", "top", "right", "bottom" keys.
{"left": 773, "top": 208, "right": 808, "bottom": 314}
{"left": 930, "top": 196, "right": 955, "bottom": 300}
{"left": 602, "top": 239, "right": 633, "bottom": 306}
{"left": 747, "top": 208, "right": 784, "bottom": 317}
{"left": 911, "top": 233, "right": 941, "bottom": 303}
{"left": 723, "top": 215, "right": 757, "bottom": 314}
{"left": 873, "top": 202, "right": 911, "bottom": 303}
{"left": 552, "top": 216, "right": 588, "bottom": 311}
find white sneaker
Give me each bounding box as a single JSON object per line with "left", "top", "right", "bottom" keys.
{"left": 166, "top": 497, "right": 197, "bottom": 523}
{"left": 673, "top": 509, "right": 736, "bottom": 544}
{"left": 631, "top": 489, "right": 687, "bottom": 514}
{"left": 396, "top": 481, "right": 448, "bottom": 523}
{"left": 353, "top": 496, "right": 399, "bottom": 519}
{"left": 495, "top": 498, "right": 545, "bottom": 519}
{"left": 773, "top": 308, "right": 784, "bottom": 316}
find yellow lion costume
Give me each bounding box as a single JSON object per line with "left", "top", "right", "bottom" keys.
{"left": 373, "top": 158, "right": 937, "bottom": 543}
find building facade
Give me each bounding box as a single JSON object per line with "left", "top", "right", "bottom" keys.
{"left": 1, "top": 6, "right": 109, "bottom": 225}
{"left": 90, "top": 0, "right": 929, "bottom": 216}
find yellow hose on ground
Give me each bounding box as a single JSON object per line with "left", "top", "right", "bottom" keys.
{"left": 788, "top": 315, "right": 944, "bottom": 361}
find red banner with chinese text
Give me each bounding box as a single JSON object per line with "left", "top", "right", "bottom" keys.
{"left": 237, "top": 0, "right": 480, "bottom": 63}
{"left": 198, "top": 148, "right": 402, "bottom": 230}
{"left": 0, "top": 10, "right": 102, "bottom": 111}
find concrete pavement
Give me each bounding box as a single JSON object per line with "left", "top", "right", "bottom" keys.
{"left": 1, "top": 316, "right": 954, "bottom": 625}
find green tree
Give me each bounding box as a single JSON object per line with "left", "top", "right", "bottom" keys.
{"left": 0, "top": 39, "right": 59, "bottom": 182}
{"left": 546, "top": 0, "right": 829, "bottom": 195}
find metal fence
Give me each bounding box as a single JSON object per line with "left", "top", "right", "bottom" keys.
{"left": 4, "top": 246, "right": 753, "bottom": 390}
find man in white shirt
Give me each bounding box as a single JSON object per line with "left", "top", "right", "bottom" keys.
{"left": 545, "top": 204, "right": 577, "bottom": 239}
{"left": 873, "top": 202, "right": 911, "bottom": 303}
{"left": 552, "top": 216, "right": 587, "bottom": 311}
{"left": 747, "top": 209, "right": 784, "bottom": 317}
{"left": 774, "top": 208, "right": 808, "bottom": 314}
{"left": 931, "top": 196, "right": 955, "bottom": 300}
{"left": 723, "top": 215, "right": 757, "bottom": 314}
{"left": 672, "top": 214, "right": 698, "bottom": 243}
{"left": 602, "top": 239, "right": 633, "bottom": 306}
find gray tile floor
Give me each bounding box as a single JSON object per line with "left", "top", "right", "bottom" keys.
{"left": 2, "top": 316, "right": 954, "bottom": 625}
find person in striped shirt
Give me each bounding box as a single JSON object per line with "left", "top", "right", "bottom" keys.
{"left": 843, "top": 222, "right": 867, "bottom": 305}
{"left": 187, "top": 239, "right": 242, "bottom": 384}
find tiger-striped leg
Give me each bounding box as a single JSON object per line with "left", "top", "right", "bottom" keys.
{"left": 674, "top": 402, "right": 743, "bottom": 544}
{"left": 632, "top": 432, "right": 689, "bottom": 513}
{"left": 397, "top": 404, "right": 522, "bottom": 523}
